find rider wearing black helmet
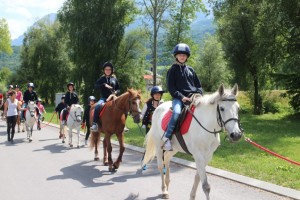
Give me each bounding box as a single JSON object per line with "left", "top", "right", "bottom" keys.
{"left": 90, "top": 62, "right": 120, "bottom": 131}
{"left": 61, "top": 82, "right": 79, "bottom": 125}
{"left": 22, "top": 82, "right": 40, "bottom": 121}
{"left": 83, "top": 96, "right": 96, "bottom": 144}
{"left": 141, "top": 86, "right": 165, "bottom": 134}
{"left": 163, "top": 43, "right": 203, "bottom": 151}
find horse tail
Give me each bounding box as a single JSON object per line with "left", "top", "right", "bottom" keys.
{"left": 90, "top": 131, "right": 100, "bottom": 150}
{"left": 142, "top": 128, "right": 156, "bottom": 166}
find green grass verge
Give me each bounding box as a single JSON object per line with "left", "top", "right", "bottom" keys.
{"left": 43, "top": 104, "right": 300, "bottom": 190}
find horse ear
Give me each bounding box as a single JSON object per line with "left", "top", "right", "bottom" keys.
{"left": 218, "top": 84, "right": 225, "bottom": 96}
{"left": 231, "top": 83, "right": 238, "bottom": 96}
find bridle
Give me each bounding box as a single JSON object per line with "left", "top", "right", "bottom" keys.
{"left": 113, "top": 95, "right": 141, "bottom": 117}
{"left": 70, "top": 106, "right": 83, "bottom": 123}
{"left": 27, "top": 102, "right": 36, "bottom": 117}
{"left": 187, "top": 98, "right": 244, "bottom": 135}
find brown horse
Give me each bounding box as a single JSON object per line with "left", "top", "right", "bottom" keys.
{"left": 90, "top": 89, "right": 141, "bottom": 172}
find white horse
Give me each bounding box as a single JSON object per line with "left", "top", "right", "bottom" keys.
{"left": 25, "top": 101, "right": 37, "bottom": 142}
{"left": 143, "top": 84, "right": 243, "bottom": 200}
{"left": 60, "top": 104, "right": 83, "bottom": 148}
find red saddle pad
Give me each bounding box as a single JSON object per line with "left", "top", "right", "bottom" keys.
{"left": 161, "top": 106, "right": 195, "bottom": 135}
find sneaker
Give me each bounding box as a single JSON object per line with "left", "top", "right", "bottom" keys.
{"left": 62, "top": 120, "right": 67, "bottom": 125}
{"left": 163, "top": 139, "right": 172, "bottom": 151}
{"left": 124, "top": 127, "right": 129, "bottom": 132}
{"left": 90, "top": 123, "right": 98, "bottom": 132}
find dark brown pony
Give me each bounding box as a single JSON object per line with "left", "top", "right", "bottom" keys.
{"left": 90, "top": 89, "right": 141, "bottom": 172}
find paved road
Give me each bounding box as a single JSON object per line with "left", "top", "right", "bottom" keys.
{"left": 0, "top": 121, "right": 296, "bottom": 200}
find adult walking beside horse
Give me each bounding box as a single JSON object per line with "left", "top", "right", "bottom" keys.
{"left": 3, "top": 90, "right": 24, "bottom": 143}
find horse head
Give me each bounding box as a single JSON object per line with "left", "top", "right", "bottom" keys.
{"left": 127, "top": 89, "right": 142, "bottom": 124}
{"left": 71, "top": 104, "right": 83, "bottom": 123}
{"left": 214, "top": 84, "right": 243, "bottom": 142}
{"left": 27, "top": 101, "right": 36, "bottom": 117}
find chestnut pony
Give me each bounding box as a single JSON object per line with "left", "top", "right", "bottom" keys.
{"left": 90, "top": 89, "right": 141, "bottom": 171}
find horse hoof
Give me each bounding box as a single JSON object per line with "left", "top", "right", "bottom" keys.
{"left": 109, "top": 167, "right": 116, "bottom": 172}
{"left": 62, "top": 141, "right": 65, "bottom": 143}
{"left": 29, "top": 139, "right": 32, "bottom": 142}
{"left": 69, "top": 144, "right": 73, "bottom": 147}
{"left": 103, "top": 162, "right": 109, "bottom": 166}
{"left": 162, "top": 194, "right": 169, "bottom": 199}
{"left": 142, "top": 165, "right": 148, "bottom": 170}
{"left": 113, "top": 163, "right": 119, "bottom": 170}
{"left": 94, "top": 157, "right": 99, "bottom": 161}
{"left": 77, "top": 145, "right": 80, "bottom": 148}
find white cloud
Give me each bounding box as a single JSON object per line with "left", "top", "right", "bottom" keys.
{"left": 0, "top": 0, "right": 66, "bottom": 39}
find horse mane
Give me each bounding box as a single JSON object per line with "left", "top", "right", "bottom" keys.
{"left": 194, "top": 88, "right": 237, "bottom": 106}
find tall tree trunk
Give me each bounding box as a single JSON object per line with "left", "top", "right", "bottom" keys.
{"left": 253, "top": 73, "right": 262, "bottom": 115}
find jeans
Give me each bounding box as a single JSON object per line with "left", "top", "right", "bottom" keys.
{"left": 93, "top": 98, "right": 107, "bottom": 124}
{"left": 21, "top": 103, "right": 27, "bottom": 120}
{"left": 165, "top": 98, "right": 183, "bottom": 139}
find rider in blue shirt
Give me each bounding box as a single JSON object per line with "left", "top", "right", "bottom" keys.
{"left": 163, "top": 43, "right": 203, "bottom": 151}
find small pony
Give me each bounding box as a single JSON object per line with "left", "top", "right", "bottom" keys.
{"left": 25, "top": 101, "right": 37, "bottom": 142}
{"left": 60, "top": 104, "right": 84, "bottom": 148}
{"left": 143, "top": 84, "right": 244, "bottom": 200}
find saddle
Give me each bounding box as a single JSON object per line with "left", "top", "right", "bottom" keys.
{"left": 161, "top": 94, "right": 201, "bottom": 154}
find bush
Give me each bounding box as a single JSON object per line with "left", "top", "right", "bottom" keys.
{"left": 262, "top": 90, "right": 290, "bottom": 114}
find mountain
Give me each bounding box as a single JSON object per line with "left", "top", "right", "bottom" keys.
{"left": 11, "top": 13, "right": 57, "bottom": 46}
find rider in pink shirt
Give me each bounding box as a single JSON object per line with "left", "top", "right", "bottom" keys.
{"left": 36, "top": 98, "right": 46, "bottom": 130}
{"left": 15, "top": 85, "right": 23, "bottom": 101}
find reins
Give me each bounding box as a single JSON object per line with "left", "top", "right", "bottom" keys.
{"left": 186, "top": 98, "right": 243, "bottom": 135}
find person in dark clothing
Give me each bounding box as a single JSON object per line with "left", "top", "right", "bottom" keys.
{"left": 163, "top": 43, "right": 203, "bottom": 151}
{"left": 90, "top": 62, "right": 120, "bottom": 131}
{"left": 21, "top": 82, "right": 40, "bottom": 121}
{"left": 61, "top": 82, "right": 79, "bottom": 125}
{"left": 55, "top": 95, "right": 67, "bottom": 117}
{"left": 82, "top": 96, "right": 96, "bottom": 145}
{"left": 141, "top": 86, "right": 165, "bottom": 134}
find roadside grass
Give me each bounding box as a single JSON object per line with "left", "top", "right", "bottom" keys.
{"left": 43, "top": 91, "right": 300, "bottom": 190}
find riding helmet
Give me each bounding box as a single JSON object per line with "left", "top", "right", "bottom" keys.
{"left": 61, "top": 95, "right": 65, "bottom": 100}
{"left": 27, "top": 82, "right": 34, "bottom": 88}
{"left": 67, "top": 82, "right": 74, "bottom": 88}
{"left": 88, "top": 96, "right": 96, "bottom": 102}
{"left": 102, "top": 62, "right": 114, "bottom": 74}
{"left": 151, "top": 86, "right": 165, "bottom": 96}
{"left": 15, "top": 85, "right": 20, "bottom": 88}
{"left": 173, "top": 43, "right": 191, "bottom": 57}
{"left": 37, "top": 98, "right": 42, "bottom": 102}
{"left": 8, "top": 85, "right": 13, "bottom": 89}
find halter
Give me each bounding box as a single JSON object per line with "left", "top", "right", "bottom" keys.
{"left": 188, "top": 98, "right": 243, "bottom": 135}
{"left": 69, "top": 106, "right": 83, "bottom": 123}
{"left": 113, "top": 95, "right": 141, "bottom": 117}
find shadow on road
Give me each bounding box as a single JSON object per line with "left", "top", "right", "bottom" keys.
{"left": 33, "top": 143, "right": 70, "bottom": 154}
{"left": 47, "top": 161, "right": 114, "bottom": 187}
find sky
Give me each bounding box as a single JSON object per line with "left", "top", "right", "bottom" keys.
{"left": 0, "top": 0, "right": 66, "bottom": 40}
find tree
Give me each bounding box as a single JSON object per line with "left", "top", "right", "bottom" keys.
{"left": 163, "top": 0, "right": 205, "bottom": 65}
{"left": 211, "top": 0, "right": 274, "bottom": 114}
{"left": 142, "top": 0, "right": 173, "bottom": 86}
{"left": 18, "top": 20, "right": 72, "bottom": 103}
{"left": 58, "top": 0, "right": 137, "bottom": 104}
{"left": 196, "top": 34, "right": 231, "bottom": 92}
{"left": 0, "top": 18, "right": 12, "bottom": 55}
{"left": 115, "top": 29, "right": 148, "bottom": 92}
